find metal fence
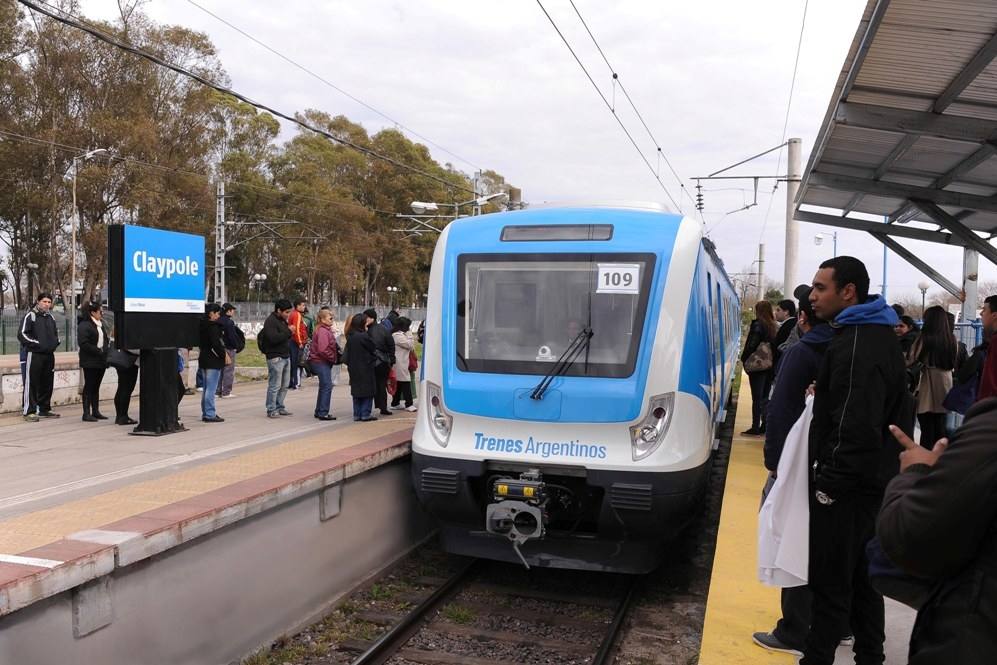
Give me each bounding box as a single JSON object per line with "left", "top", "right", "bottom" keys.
{"left": 1, "top": 305, "right": 423, "bottom": 353}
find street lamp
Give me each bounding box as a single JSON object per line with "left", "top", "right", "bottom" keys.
{"left": 386, "top": 285, "right": 398, "bottom": 309}
{"left": 814, "top": 231, "right": 838, "bottom": 257}
{"left": 252, "top": 273, "right": 267, "bottom": 309}
{"left": 918, "top": 281, "right": 930, "bottom": 317}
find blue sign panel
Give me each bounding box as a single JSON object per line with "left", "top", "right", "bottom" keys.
{"left": 122, "top": 225, "right": 205, "bottom": 313}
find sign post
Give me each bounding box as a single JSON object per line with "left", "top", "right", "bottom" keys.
{"left": 108, "top": 225, "right": 205, "bottom": 435}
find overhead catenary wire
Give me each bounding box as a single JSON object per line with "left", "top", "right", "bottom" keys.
{"left": 758, "top": 0, "right": 809, "bottom": 241}
{"left": 0, "top": 128, "right": 395, "bottom": 216}
{"left": 566, "top": 0, "right": 696, "bottom": 213}
{"left": 16, "top": 0, "right": 480, "bottom": 197}
{"left": 181, "top": 0, "right": 484, "bottom": 172}
{"left": 534, "top": 0, "right": 681, "bottom": 212}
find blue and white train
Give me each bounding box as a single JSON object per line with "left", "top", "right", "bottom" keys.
{"left": 411, "top": 203, "right": 740, "bottom": 573}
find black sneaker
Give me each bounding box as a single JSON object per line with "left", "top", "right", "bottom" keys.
{"left": 38, "top": 411, "right": 61, "bottom": 418}
{"left": 751, "top": 632, "right": 802, "bottom": 657}
{"left": 202, "top": 415, "right": 225, "bottom": 423}
{"left": 741, "top": 428, "right": 762, "bottom": 436}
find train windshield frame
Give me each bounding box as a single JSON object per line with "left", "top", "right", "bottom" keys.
{"left": 456, "top": 252, "right": 656, "bottom": 378}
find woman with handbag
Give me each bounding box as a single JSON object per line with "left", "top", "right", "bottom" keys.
{"left": 741, "top": 300, "right": 778, "bottom": 436}
{"left": 77, "top": 302, "right": 109, "bottom": 422}
{"left": 907, "top": 306, "right": 958, "bottom": 449}
{"left": 308, "top": 309, "right": 339, "bottom": 421}
{"left": 390, "top": 317, "right": 417, "bottom": 412}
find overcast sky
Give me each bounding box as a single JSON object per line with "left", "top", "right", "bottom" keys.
{"left": 80, "top": 0, "right": 997, "bottom": 302}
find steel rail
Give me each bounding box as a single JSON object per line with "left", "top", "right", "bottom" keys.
{"left": 592, "top": 575, "right": 640, "bottom": 665}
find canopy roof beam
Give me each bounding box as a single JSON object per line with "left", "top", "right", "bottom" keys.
{"left": 868, "top": 232, "right": 962, "bottom": 298}
{"left": 835, "top": 102, "right": 997, "bottom": 145}
{"left": 910, "top": 199, "right": 997, "bottom": 265}
{"left": 934, "top": 33, "right": 997, "bottom": 113}
{"left": 809, "top": 172, "right": 997, "bottom": 214}
{"left": 796, "top": 209, "right": 965, "bottom": 247}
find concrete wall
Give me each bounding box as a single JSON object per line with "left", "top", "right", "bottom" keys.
{"left": 0, "top": 459, "right": 434, "bottom": 665}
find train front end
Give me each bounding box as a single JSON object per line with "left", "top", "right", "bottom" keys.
{"left": 412, "top": 206, "right": 716, "bottom": 573}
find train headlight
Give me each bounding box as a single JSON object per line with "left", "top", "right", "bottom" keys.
{"left": 425, "top": 381, "right": 452, "bottom": 447}
{"left": 629, "top": 392, "right": 675, "bottom": 461}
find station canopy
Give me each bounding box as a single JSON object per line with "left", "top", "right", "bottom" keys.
{"left": 796, "top": 0, "right": 997, "bottom": 265}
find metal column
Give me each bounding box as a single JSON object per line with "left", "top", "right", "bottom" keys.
{"left": 783, "top": 138, "right": 802, "bottom": 296}
{"left": 214, "top": 181, "right": 225, "bottom": 303}
{"left": 963, "top": 247, "right": 979, "bottom": 320}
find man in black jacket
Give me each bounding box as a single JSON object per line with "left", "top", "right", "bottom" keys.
{"left": 772, "top": 299, "right": 797, "bottom": 367}
{"left": 364, "top": 308, "right": 395, "bottom": 416}
{"left": 877, "top": 398, "right": 997, "bottom": 664}
{"left": 198, "top": 303, "right": 227, "bottom": 423}
{"left": 754, "top": 292, "right": 836, "bottom": 656}
{"left": 18, "top": 292, "right": 61, "bottom": 422}
{"left": 259, "top": 299, "right": 294, "bottom": 418}
{"left": 801, "top": 257, "right": 909, "bottom": 665}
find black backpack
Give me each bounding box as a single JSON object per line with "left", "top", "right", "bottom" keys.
{"left": 234, "top": 326, "right": 247, "bottom": 353}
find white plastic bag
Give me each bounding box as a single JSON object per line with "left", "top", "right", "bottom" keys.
{"left": 757, "top": 396, "right": 813, "bottom": 587}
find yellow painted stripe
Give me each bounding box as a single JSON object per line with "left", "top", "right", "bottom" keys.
{"left": 699, "top": 373, "right": 796, "bottom": 664}
{"left": 0, "top": 418, "right": 414, "bottom": 553}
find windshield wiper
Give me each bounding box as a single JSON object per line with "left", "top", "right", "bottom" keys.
{"left": 530, "top": 328, "right": 594, "bottom": 400}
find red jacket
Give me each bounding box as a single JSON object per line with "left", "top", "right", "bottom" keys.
{"left": 977, "top": 333, "right": 997, "bottom": 401}
{"left": 288, "top": 310, "right": 308, "bottom": 346}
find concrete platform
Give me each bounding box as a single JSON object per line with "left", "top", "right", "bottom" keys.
{"left": 0, "top": 377, "right": 428, "bottom": 664}
{"left": 698, "top": 373, "right": 916, "bottom": 664}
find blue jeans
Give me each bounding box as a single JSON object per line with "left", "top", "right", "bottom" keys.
{"left": 311, "top": 361, "right": 332, "bottom": 417}
{"left": 352, "top": 396, "right": 373, "bottom": 420}
{"left": 201, "top": 368, "right": 221, "bottom": 418}
{"left": 266, "top": 357, "right": 290, "bottom": 413}
{"left": 288, "top": 343, "right": 301, "bottom": 388}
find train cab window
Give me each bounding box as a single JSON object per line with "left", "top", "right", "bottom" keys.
{"left": 457, "top": 253, "right": 655, "bottom": 377}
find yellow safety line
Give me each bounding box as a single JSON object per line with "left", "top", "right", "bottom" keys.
{"left": 699, "top": 373, "right": 796, "bottom": 664}
{"left": 0, "top": 418, "right": 414, "bottom": 553}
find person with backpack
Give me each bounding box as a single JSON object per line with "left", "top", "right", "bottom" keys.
{"left": 217, "top": 303, "right": 244, "bottom": 398}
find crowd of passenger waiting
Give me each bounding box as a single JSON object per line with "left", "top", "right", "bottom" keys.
{"left": 16, "top": 294, "right": 422, "bottom": 426}
{"left": 743, "top": 256, "right": 997, "bottom": 664}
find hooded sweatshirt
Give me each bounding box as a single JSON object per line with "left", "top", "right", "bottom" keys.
{"left": 809, "top": 295, "right": 912, "bottom": 499}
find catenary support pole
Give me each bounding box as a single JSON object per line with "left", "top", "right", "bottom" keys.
{"left": 757, "top": 243, "right": 765, "bottom": 303}
{"left": 215, "top": 181, "right": 225, "bottom": 303}
{"left": 783, "top": 138, "right": 801, "bottom": 296}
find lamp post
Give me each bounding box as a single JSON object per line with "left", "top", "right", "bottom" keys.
{"left": 386, "top": 286, "right": 398, "bottom": 309}
{"left": 252, "top": 273, "right": 267, "bottom": 310}
{"left": 69, "top": 148, "right": 109, "bottom": 347}
{"left": 918, "top": 281, "right": 930, "bottom": 318}
{"left": 814, "top": 231, "right": 838, "bottom": 257}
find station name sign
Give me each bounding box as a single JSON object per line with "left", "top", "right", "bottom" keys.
{"left": 122, "top": 226, "right": 205, "bottom": 313}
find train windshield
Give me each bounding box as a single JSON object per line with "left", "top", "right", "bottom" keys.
{"left": 456, "top": 253, "right": 656, "bottom": 377}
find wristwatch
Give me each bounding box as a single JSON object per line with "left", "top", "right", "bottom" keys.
{"left": 815, "top": 490, "right": 836, "bottom": 505}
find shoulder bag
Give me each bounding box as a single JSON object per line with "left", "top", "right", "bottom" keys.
{"left": 744, "top": 341, "right": 773, "bottom": 373}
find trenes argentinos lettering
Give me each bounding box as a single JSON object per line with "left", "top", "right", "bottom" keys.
{"left": 473, "top": 432, "right": 607, "bottom": 459}
{"left": 132, "top": 251, "right": 200, "bottom": 279}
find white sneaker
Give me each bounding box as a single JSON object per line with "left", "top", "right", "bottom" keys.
{"left": 390, "top": 405, "right": 405, "bottom": 410}
{"left": 405, "top": 405, "right": 417, "bottom": 412}
{"left": 196, "top": 387, "right": 203, "bottom": 392}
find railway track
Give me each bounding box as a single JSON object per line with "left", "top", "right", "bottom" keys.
{"left": 346, "top": 558, "right": 640, "bottom": 665}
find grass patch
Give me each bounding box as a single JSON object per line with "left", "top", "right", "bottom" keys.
{"left": 235, "top": 345, "right": 266, "bottom": 368}
{"left": 441, "top": 603, "right": 476, "bottom": 625}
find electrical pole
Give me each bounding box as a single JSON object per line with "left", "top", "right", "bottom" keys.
{"left": 962, "top": 248, "right": 979, "bottom": 345}
{"left": 215, "top": 181, "right": 225, "bottom": 303}
{"left": 783, "top": 137, "right": 801, "bottom": 296}
{"left": 757, "top": 243, "right": 765, "bottom": 303}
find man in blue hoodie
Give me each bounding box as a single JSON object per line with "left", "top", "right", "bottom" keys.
{"left": 753, "top": 289, "right": 837, "bottom": 656}
{"left": 801, "top": 257, "right": 910, "bottom": 665}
